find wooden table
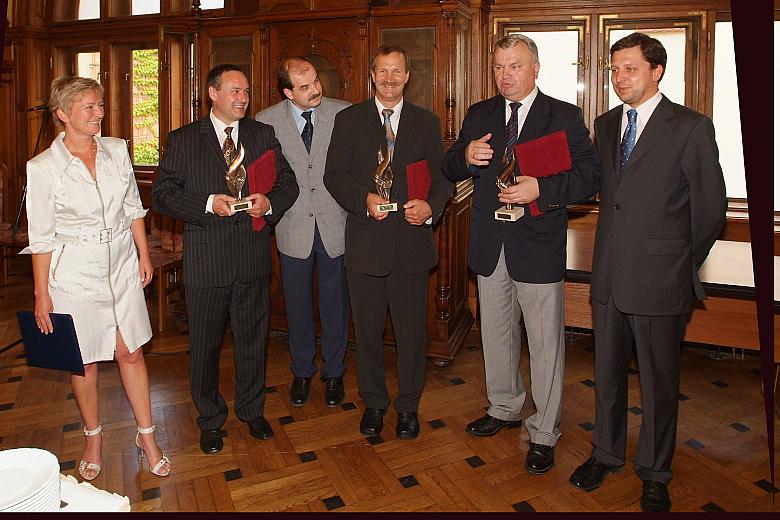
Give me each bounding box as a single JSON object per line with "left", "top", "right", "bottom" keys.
{"left": 564, "top": 228, "right": 779, "bottom": 361}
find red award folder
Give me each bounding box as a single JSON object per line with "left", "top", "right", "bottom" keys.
{"left": 247, "top": 149, "right": 277, "bottom": 232}
{"left": 512, "top": 130, "right": 572, "bottom": 216}
{"left": 406, "top": 159, "right": 432, "bottom": 201}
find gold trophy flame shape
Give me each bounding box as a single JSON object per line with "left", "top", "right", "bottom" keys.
{"left": 225, "top": 144, "right": 253, "bottom": 212}
{"left": 494, "top": 151, "right": 524, "bottom": 221}
{"left": 373, "top": 146, "right": 397, "bottom": 212}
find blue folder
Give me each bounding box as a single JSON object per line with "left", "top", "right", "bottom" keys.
{"left": 16, "top": 311, "right": 85, "bottom": 375}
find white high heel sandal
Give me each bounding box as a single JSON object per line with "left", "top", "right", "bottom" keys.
{"left": 78, "top": 424, "right": 103, "bottom": 481}
{"left": 135, "top": 424, "right": 171, "bottom": 477}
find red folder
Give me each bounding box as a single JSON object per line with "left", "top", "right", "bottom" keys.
{"left": 247, "top": 149, "right": 277, "bottom": 232}
{"left": 406, "top": 159, "right": 432, "bottom": 201}
{"left": 512, "top": 130, "right": 572, "bottom": 216}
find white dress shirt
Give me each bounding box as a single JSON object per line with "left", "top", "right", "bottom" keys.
{"left": 620, "top": 90, "right": 663, "bottom": 143}
{"left": 504, "top": 86, "right": 539, "bottom": 140}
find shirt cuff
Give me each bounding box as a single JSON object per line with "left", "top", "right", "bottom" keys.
{"left": 206, "top": 194, "right": 215, "bottom": 214}
{"left": 266, "top": 203, "right": 272, "bottom": 216}
{"left": 425, "top": 216, "right": 433, "bottom": 225}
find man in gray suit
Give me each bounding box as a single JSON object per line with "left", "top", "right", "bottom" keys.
{"left": 569, "top": 33, "right": 726, "bottom": 512}
{"left": 256, "top": 57, "right": 351, "bottom": 408}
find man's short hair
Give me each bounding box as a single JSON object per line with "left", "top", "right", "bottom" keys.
{"left": 205, "top": 64, "right": 245, "bottom": 106}
{"left": 277, "top": 56, "right": 316, "bottom": 94}
{"left": 370, "top": 45, "right": 410, "bottom": 72}
{"left": 610, "top": 32, "right": 667, "bottom": 80}
{"left": 492, "top": 34, "right": 539, "bottom": 64}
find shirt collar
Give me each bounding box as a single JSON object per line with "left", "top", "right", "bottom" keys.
{"left": 504, "top": 86, "right": 538, "bottom": 113}
{"left": 288, "top": 99, "right": 316, "bottom": 122}
{"left": 51, "top": 131, "right": 105, "bottom": 166}
{"left": 375, "top": 96, "right": 403, "bottom": 119}
{"left": 210, "top": 109, "right": 239, "bottom": 137}
{"left": 622, "top": 90, "right": 663, "bottom": 121}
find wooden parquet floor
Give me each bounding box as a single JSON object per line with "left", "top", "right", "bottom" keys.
{"left": 0, "top": 257, "right": 778, "bottom": 512}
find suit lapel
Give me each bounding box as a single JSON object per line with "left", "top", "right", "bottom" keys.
{"left": 238, "top": 117, "right": 262, "bottom": 164}
{"left": 517, "top": 91, "right": 551, "bottom": 143}
{"left": 622, "top": 96, "right": 673, "bottom": 175}
{"left": 486, "top": 95, "right": 506, "bottom": 161}
{"left": 394, "top": 102, "right": 416, "bottom": 168}
{"left": 281, "top": 101, "right": 309, "bottom": 158}
{"left": 601, "top": 106, "right": 622, "bottom": 178}
{"left": 199, "top": 117, "right": 227, "bottom": 168}
{"left": 364, "top": 100, "right": 386, "bottom": 160}
{"left": 309, "top": 100, "right": 333, "bottom": 158}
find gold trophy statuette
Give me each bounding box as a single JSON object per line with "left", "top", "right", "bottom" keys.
{"left": 225, "top": 144, "right": 253, "bottom": 212}
{"left": 373, "top": 146, "right": 397, "bottom": 212}
{"left": 494, "top": 151, "right": 525, "bottom": 222}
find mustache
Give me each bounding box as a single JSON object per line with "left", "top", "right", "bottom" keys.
{"left": 380, "top": 81, "right": 401, "bottom": 87}
{"left": 308, "top": 92, "right": 322, "bottom": 101}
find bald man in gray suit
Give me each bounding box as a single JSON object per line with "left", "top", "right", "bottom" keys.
{"left": 256, "top": 57, "right": 351, "bottom": 408}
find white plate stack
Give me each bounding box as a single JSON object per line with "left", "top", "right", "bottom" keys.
{"left": 0, "top": 448, "right": 61, "bottom": 512}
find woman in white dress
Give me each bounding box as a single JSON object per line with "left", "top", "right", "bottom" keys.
{"left": 22, "top": 76, "right": 171, "bottom": 480}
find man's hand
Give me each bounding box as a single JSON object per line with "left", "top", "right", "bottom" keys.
{"left": 498, "top": 176, "right": 540, "bottom": 205}
{"left": 246, "top": 192, "right": 271, "bottom": 218}
{"left": 403, "top": 199, "right": 432, "bottom": 226}
{"left": 212, "top": 194, "right": 236, "bottom": 216}
{"left": 367, "top": 192, "right": 390, "bottom": 221}
{"left": 465, "top": 133, "right": 493, "bottom": 167}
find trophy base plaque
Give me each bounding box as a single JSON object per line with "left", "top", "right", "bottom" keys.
{"left": 494, "top": 206, "right": 524, "bottom": 221}
{"left": 230, "top": 199, "right": 253, "bottom": 213}
{"left": 378, "top": 202, "right": 398, "bottom": 213}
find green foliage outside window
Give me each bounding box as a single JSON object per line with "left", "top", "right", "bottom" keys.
{"left": 132, "top": 49, "right": 159, "bottom": 166}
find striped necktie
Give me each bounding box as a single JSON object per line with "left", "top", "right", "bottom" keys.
{"left": 505, "top": 102, "right": 522, "bottom": 159}
{"left": 382, "top": 108, "right": 395, "bottom": 159}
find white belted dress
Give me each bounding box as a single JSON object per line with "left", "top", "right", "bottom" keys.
{"left": 21, "top": 133, "right": 153, "bottom": 364}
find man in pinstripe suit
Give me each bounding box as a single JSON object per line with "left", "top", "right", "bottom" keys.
{"left": 153, "top": 64, "right": 299, "bottom": 454}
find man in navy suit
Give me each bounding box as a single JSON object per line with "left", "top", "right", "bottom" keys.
{"left": 569, "top": 33, "right": 725, "bottom": 512}
{"left": 153, "top": 64, "right": 299, "bottom": 454}
{"left": 443, "top": 34, "right": 600, "bottom": 474}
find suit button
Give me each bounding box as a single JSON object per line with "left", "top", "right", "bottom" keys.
{"left": 309, "top": 213, "right": 314, "bottom": 217}
{"left": 614, "top": 204, "right": 621, "bottom": 210}
{"left": 235, "top": 219, "right": 240, "bottom": 226}
{"left": 311, "top": 187, "right": 316, "bottom": 192}
{"left": 308, "top": 164, "right": 313, "bottom": 169}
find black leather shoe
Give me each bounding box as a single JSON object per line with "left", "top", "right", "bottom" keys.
{"left": 569, "top": 458, "right": 623, "bottom": 491}
{"left": 396, "top": 412, "right": 420, "bottom": 440}
{"left": 245, "top": 416, "right": 274, "bottom": 440}
{"left": 323, "top": 377, "right": 345, "bottom": 407}
{"left": 525, "top": 443, "right": 554, "bottom": 474}
{"left": 641, "top": 480, "right": 671, "bottom": 512}
{"left": 466, "top": 414, "right": 523, "bottom": 437}
{"left": 290, "top": 377, "right": 312, "bottom": 406}
{"left": 199, "top": 429, "right": 224, "bottom": 454}
{"left": 360, "top": 408, "right": 385, "bottom": 436}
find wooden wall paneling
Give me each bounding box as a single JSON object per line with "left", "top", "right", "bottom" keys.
{"left": 260, "top": 0, "right": 366, "bottom": 14}
{"left": 267, "top": 17, "right": 367, "bottom": 106}
{"left": 0, "top": 45, "right": 16, "bottom": 223}
{"left": 257, "top": 24, "right": 270, "bottom": 112}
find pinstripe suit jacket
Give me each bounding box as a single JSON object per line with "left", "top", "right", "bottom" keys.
{"left": 152, "top": 116, "right": 299, "bottom": 288}
{"left": 255, "top": 97, "right": 350, "bottom": 259}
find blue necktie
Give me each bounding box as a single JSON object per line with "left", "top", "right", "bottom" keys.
{"left": 301, "top": 111, "right": 313, "bottom": 153}
{"left": 505, "top": 102, "right": 522, "bottom": 160}
{"left": 619, "top": 108, "right": 637, "bottom": 173}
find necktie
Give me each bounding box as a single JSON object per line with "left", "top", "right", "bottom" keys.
{"left": 222, "top": 126, "right": 236, "bottom": 165}
{"left": 619, "top": 108, "right": 638, "bottom": 173}
{"left": 301, "top": 111, "right": 313, "bottom": 153}
{"left": 505, "top": 102, "right": 522, "bottom": 159}
{"left": 382, "top": 108, "right": 395, "bottom": 159}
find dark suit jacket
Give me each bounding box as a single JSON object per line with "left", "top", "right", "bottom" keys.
{"left": 443, "top": 91, "right": 601, "bottom": 283}
{"left": 590, "top": 95, "right": 726, "bottom": 316}
{"left": 323, "top": 99, "right": 453, "bottom": 276}
{"left": 152, "top": 116, "right": 299, "bottom": 288}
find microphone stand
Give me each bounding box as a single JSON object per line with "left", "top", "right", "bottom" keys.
{"left": 12, "top": 107, "right": 49, "bottom": 240}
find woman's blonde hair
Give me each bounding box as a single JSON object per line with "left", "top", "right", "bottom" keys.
{"left": 48, "top": 76, "right": 104, "bottom": 129}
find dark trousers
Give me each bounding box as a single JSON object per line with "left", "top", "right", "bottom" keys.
{"left": 186, "top": 277, "right": 269, "bottom": 430}
{"left": 347, "top": 267, "right": 428, "bottom": 413}
{"left": 279, "top": 226, "right": 349, "bottom": 379}
{"left": 591, "top": 295, "right": 689, "bottom": 484}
